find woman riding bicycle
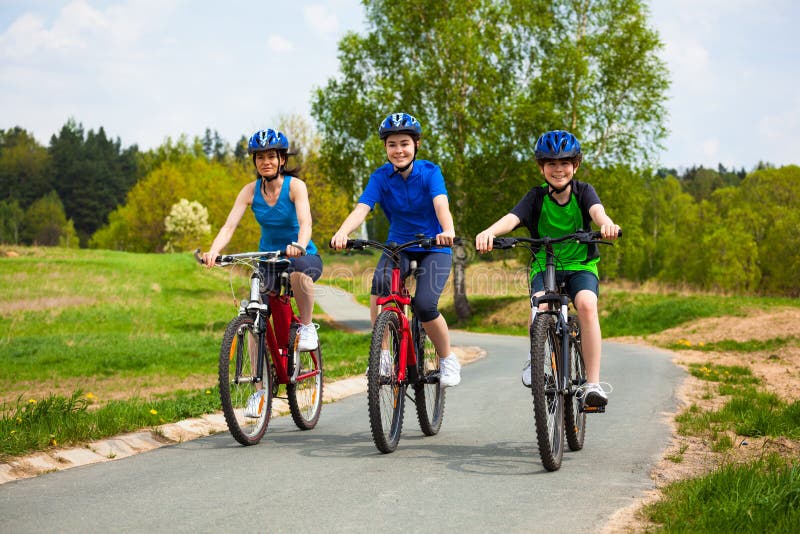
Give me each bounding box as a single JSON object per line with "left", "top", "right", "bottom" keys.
{"left": 202, "top": 128, "right": 323, "bottom": 357}
{"left": 475, "top": 130, "right": 619, "bottom": 407}
{"left": 330, "top": 112, "right": 461, "bottom": 388}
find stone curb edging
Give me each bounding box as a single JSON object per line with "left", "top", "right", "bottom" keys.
{"left": 0, "top": 346, "right": 486, "bottom": 485}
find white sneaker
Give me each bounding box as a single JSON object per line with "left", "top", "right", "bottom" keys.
{"left": 522, "top": 355, "right": 532, "bottom": 388}
{"left": 439, "top": 353, "right": 461, "bottom": 388}
{"left": 297, "top": 323, "right": 319, "bottom": 351}
{"left": 244, "top": 390, "right": 266, "bottom": 418}
{"left": 366, "top": 349, "right": 393, "bottom": 376}
{"left": 379, "top": 349, "right": 392, "bottom": 376}
{"left": 576, "top": 382, "right": 611, "bottom": 407}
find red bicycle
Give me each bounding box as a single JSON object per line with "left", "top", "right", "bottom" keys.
{"left": 342, "top": 237, "right": 456, "bottom": 453}
{"left": 195, "top": 249, "right": 323, "bottom": 445}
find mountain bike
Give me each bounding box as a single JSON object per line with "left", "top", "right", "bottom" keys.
{"left": 341, "top": 237, "right": 457, "bottom": 453}
{"left": 195, "top": 248, "right": 323, "bottom": 446}
{"left": 491, "top": 230, "right": 618, "bottom": 471}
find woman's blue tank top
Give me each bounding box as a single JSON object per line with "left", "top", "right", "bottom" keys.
{"left": 251, "top": 176, "right": 318, "bottom": 255}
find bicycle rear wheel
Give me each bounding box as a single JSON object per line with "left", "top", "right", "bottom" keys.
{"left": 564, "top": 317, "right": 587, "bottom": 451}
{"left": 287, "top": 324, "right": 324, "bottom": 430}
{"left": 219, "top": 315, "right": 272, "bottom": 446}
{"left": 412, "top": 316, "right": 445, "bottom": 436}
{"left": 530, "top": 313, "right": 564, "bottom": 471}
{"left": 367, "top": 311, "right": 405, "bottom": 453}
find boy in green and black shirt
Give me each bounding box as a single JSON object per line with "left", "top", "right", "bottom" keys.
{"left": 475, "top": 130, "right": 620, "bottom": 407}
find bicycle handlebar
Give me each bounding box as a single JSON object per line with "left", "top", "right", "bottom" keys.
{"left": 333, "top": 236, "right": 464, "bottom": 255}
{"left": 193, "top": 245, "right": 304, "bottom": 267}
{"left": 491, "top": 229, "right": 622, "bottom": 250}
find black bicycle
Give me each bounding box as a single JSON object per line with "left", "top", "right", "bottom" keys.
{"left": 491, "top": 230, "right": 618, "bottom": 471}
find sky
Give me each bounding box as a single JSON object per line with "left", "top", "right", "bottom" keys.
{"left": 1, "top": 0, "right": 798, "bottom": 172}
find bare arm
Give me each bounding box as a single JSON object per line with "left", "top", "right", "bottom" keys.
{"left": 330, "top": 203, "right": 372, "bottom": 249}
{"left": 432, "top": 194, "right": 455, "bottom": 245}
{"left": 202, "top": 182, "right": 255, "bottom": 266}
{"left": 289, "top": 178, "right": 313, "bottom": 256}
{"left": 475, "top": 213, "right": 521, "bottom": 252}
{"left": 588, "top": 204, "right": 620, "bottom": 240}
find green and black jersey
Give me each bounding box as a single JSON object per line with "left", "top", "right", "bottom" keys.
{"left": 510, "top": 180, "right": 602, "bottom": 277}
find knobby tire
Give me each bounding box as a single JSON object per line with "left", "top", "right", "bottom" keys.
{"left": 530, "top": 313, "right": 564, "bottom": 471}
{"left": 367, "top": 311, "right": 405, "bottom": 453}
{"left": 219, "top": 315, "right": 272, "bottom": 446}
{"left": 287, "top": 323, "right": 324, "bottom": 430}
{"left": 411, "top": 316, "right": 445, "bottom": 436}
{"left": 564, "top": 316, "right": 587, "bottom": 451}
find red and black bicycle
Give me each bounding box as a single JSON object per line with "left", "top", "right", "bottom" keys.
{"left": 196, "top": 249, "right": 323, "bottom": 445}
{"left": 342, "top": 237, "right": 456, "bottom": 453}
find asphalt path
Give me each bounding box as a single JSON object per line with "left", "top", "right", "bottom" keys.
{"left": 0, "top": 326, "right": 682, "bottom": 533}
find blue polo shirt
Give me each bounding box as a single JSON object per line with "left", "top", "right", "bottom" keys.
{"left": 359, "top": 160, "right": 450, "bottom": 254}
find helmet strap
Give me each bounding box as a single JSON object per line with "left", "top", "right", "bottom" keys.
{"left": 547, "top": 180, "right": 571, "bottom": 196}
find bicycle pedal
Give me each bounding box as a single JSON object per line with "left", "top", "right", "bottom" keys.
{"left": 580, "top": 405, "right": 605, "bottom": 414}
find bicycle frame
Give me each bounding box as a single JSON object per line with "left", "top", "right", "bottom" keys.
{"left": 197, "top": 249, "right": 319, "bottom": 386}
{"left": 530, "top": 242, "right": 573, "bottom": 400}
{"left": 374, "top": 263, "right": 418, "bottom": 382}
{"left": 343, "top": 237, "right": 458, "bottom": 383}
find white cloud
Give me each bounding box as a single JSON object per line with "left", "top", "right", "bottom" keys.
{"left": 701, "top": 138, "right": 719, "bottom": 160}
{"left": 304, "top": 5, "right": 339, "bottom": 35}
{"left": 267, "top": 34, "right": 294, "bottom": 51}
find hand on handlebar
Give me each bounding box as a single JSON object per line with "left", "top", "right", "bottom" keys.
{"left": 600, "top": 224, "right": 621, "bottom": 240}
{"left": 474, "top": 230, "right": 496, "bottom": 253}
{"left": 329, "top": 231, "right": 350, "bottom": 251}
{"left": 285, "top": 242, "right": 306, "bottom": 257}
{"left": 200, "top": 250, "right": 220, "bottom": 268}
{"left": 436, "top": 229, "right": 455, "bottom": 247}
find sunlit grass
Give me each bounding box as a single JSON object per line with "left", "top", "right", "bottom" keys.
{"left": 644, "top": 455, "right": 800, "bottom": 532}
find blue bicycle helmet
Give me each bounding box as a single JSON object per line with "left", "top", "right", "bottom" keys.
{"left": 378, "top": 112, "right": 422, "bottom": 140}
{"left": 534, "top": 130, "right": 582, "bottom": 160}
{"left": 247, "top": 129, "right": 289, "bottom": 154}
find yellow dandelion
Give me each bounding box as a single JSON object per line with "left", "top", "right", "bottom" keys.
{"left": 50, "top": 438, "right": 58, "bottom": 446}
{"left": 86, "top": 392, "right": 96, "bottom": 400}
{"left": 205, "top": 390, "right": 211, "bottom": 395}
{"left": 150, "top": 409, "right": 158, "bottom": 415}
{"left": 16, "top": 417, "right": 21, "bottom": 423}
{"left": 28, "top": 399, "right": 37, "bottom": 404}
{"left": 698, "top": 342, "right": 705, "bottom": 347}
{"left": 10, "top": 430, "right": 16, "bottom": 434}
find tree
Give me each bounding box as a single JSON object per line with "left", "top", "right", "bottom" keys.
{"left": 0, "top": 127, "right": 51, "bottom": 207}
{"left": 163, "top": 199, "right": 212, "bottom": 252}
{"left": 312, "top": 0, "right": 669, "bottom": 320}
{"left": 48, "top": 119, "right": 140, "bottom": 243}
{"left": 22, "top": 191, "right": 69, "bottom": 246}
{"left": 91, "top": 156, "right": 258, "bottom": 253}
{"left": 0, "top": 199, "right": 24, "bottom": 244}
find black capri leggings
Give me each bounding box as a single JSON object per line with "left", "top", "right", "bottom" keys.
{"left": 260, "top": 254, "right": 323, "bottom": 294}
{"left": 370, "top": 251, "right": 452, "bottom": 322}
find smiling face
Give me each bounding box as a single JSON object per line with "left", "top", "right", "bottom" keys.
{"left": 384, "top": 133, "right": 418, "bottom": 169}
{"left": 539, "top": 159, "right": 579, "bottom": 191}
{"left": 254, "top": 150, "right": 284, "bottom": 178}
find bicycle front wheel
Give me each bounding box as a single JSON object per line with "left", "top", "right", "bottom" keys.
{"left": 287, "top": 324, "right": 324, "bottom": 430}
{"left": 564, "top": 317, "right": 587, "bottom": 451}
{"left": 530, "top": 313, "right": 564, "bottom": 471}
{"left": 412, "top": 316, "right": 445, "bottom": 436}
{"left": 219, "top": 315, "right": 273, "bottom": 446}
{"left": 367, "top": 311, "right": 405, "bottom": 453}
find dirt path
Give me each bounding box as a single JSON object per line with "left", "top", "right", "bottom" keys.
{"left": 604, "top": 307, "right": 800, "bottom": 532}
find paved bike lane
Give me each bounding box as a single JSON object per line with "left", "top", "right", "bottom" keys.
{"left": 0, "top": 285, "right": 683, "bottom": 532}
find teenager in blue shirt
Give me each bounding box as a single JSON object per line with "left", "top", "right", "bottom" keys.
{"left": 475, "top": 130, "right": 619, "bottom": 407}
{"left": 331, "top": 113, "right": 461, "bottom": 387}
{"left": 203, "top": 128, "right": 323, "bottom": 352}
